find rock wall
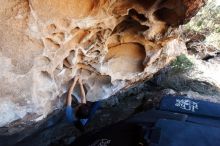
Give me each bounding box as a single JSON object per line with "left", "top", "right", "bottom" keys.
{"left": 0, "top": 0, "right": 205, "bottom": 127}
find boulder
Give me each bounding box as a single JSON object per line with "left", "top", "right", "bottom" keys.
{"left": 0, "top": 0, "right": 206, "bottom": 127}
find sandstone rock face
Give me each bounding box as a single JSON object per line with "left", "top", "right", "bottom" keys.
{"left": 0, "top": 0, "right": 205, "bottom": 127}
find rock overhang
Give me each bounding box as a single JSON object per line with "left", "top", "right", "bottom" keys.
{"left": 0, "top": 0, "right": 206, "bottom": 127}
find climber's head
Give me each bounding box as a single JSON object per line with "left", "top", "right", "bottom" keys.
{"left": 76, "top": 103, "right": 90, "bottom": 119}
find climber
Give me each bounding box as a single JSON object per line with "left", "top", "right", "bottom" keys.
{"left": 65, "top": 75, "right": 100, "bottom": 129}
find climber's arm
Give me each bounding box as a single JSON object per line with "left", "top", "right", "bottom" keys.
{"left": 79, "top": 77, "right": 86, "bottom": 104}
{"left": 67, "top": 75, "right": 79, "bottom": 106}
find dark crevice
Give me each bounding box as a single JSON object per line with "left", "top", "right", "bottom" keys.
{"left": 112, "top": 18, "right": 149, "bottom": 34}
{"left": 202, "top": 55, "right": 215, "bottom": 61}
{"left": 128, "top": 9, "right": 148, "bottom": 22}
{"left": 154, "top": 0, "right": 186, "bottom": 26}
{"left": 154, "top": 7, "right": 179, "bottom": 26}
{"left": 202, "top": 52, "right": 220, "bottom": 61}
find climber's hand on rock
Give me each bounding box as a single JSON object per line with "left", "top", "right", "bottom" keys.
{"left": 78, "top": 77, "right": 83, "bottom": 83}
{"left": 75, "top": 75, "right": 80, "bottom": 80}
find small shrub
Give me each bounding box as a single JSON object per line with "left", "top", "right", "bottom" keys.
{"left": 170, "top": 54, "right": 194, "bottom": 73}
{"left": 197, "top": 21, "right": 203, "bottom": 27}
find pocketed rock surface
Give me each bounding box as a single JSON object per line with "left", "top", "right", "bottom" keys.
{"left": 0, "top": 0, "right": 205, "bottom": 127}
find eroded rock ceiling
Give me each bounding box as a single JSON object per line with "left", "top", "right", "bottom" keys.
{"left": 0, "top": 0, "right": 205, "bottom": 126}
